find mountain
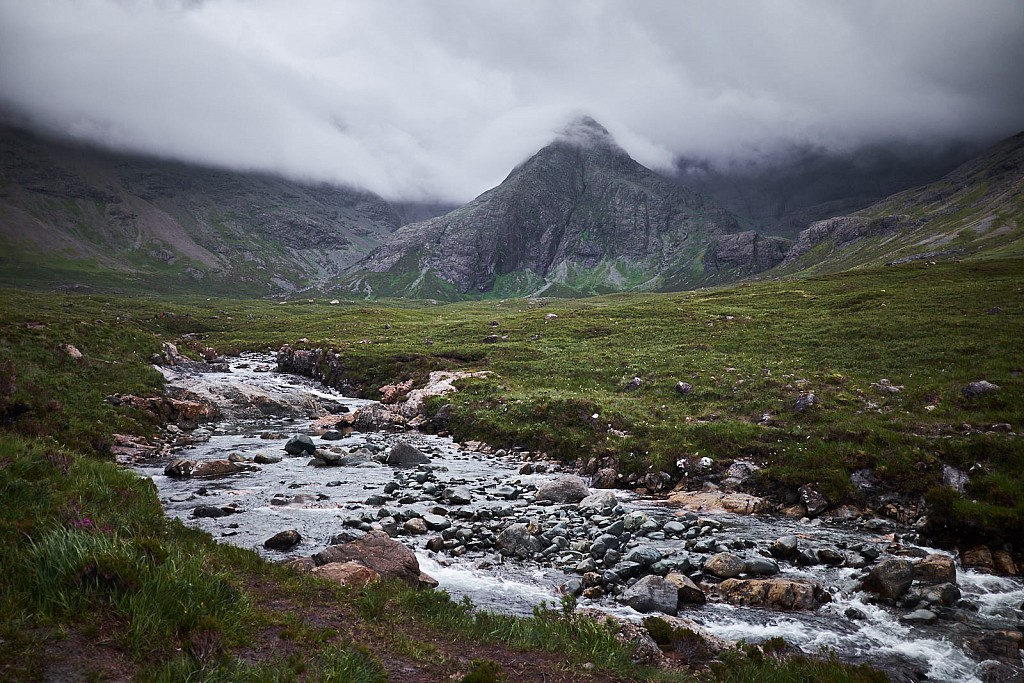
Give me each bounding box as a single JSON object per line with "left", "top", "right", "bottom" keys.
{"left": 775, "top": 131, "right": 1024, "bottom": 275}
{"left": 675, "top": 142, "right": 982, "bottom": 240}
{"left": 0, "top": 124, "right": 404, "bottom": 294}
{"left": 351, "top": 117, "right": 749, "bottom": 298}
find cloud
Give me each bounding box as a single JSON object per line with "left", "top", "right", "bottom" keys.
{"left": 1, "top": 0, "right": 1022, "bottom": 201}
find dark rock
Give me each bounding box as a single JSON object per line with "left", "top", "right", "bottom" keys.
{"left": 743, "top": 557, "right": 780, "bottom": 576}
{"left": 590, "top": 467, "right": 618, "bottom": 489}
{"left": 192, "top": 505, "right": 236, "bottom": 518}
{"left": 770, "top": 535, "right": 799, "bottom": 559}
{"left": 321, "top": 430, "right": 343, "bottom": 441}
{"left": 798, "top": 484, "right": 828, "bottom": 517}
{"left": 914, "top": 554, "right": 957, "bottom": 584}
{"left": 674, "top": 381, "right": 693, "bottom": 395}
{"left": 621, "top": 575, "right": 678, "bottom": 615}
{"left": 703, "top": 230, "right": 791, "bottom": 274}
{"left": 284, "top": 434, "right": 316, "bottom": 455}
{"left": 845, "top": 607, "right": 867, "bottom": 620}
{"left": 164, "top": 458, "right": 195, "bottom": 477}
{"left": 623, "top": 377, "right": 642, "bottom": 392}
{"left": 422, "top": 514, "right": 451, "bottom": 531}
{"left": 442, "top": 486, "right": 472, "bottom": 505}
{"left": 794, "top": 392, "right": 817, "bottom": 413}
{"left": 254, "top": 453, "right": 283, "bottom": 464}
{"left": 624, "top": 547, "right": 662, "bottom": 567}
{"left": 264, "top": 530, "right": 302, "bottom": 551}
{"left": 961, "top": 545, "right": 995, "bottom": 573}
{"left": 496, "top": 523, "right": 542, "bottom": 559}
{"left": 385, "top": 441, "right": 430, "bottom": 466}
{"left": 862, "top": 558, "right": 914, "bottom": 600}
{"left": 665, "top": 571, "right": 706, "bottom": 605}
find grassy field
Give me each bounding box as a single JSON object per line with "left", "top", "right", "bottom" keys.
{"left": 1, "top": 256, "right": 1022, "bottom": 679}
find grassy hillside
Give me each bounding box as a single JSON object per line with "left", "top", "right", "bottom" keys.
{"left": 1, "top": 257, "right": 1021, "bottom": 679}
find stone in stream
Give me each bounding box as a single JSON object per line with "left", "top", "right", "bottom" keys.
{"left": 534, "top": 476, "right": 590, "bottom": 503}
{"left": 312, "top": 531, "right": 426, "bottom": 587}
{"left": 578, "top": 491, "right": 617, "bottom": 512}
{"left": 403, "top": 518, "right": 428, "bottom": 535}
{"left": 422, "top": 514, "right": 451, "bottom": 531}
{"left": 716, "top": 578, "right": 831, "bottom": 611}
{"left": 665, "top": 572, "right": 706, "bottom": 605}
{"left": 770, "top": 535, "right": 799, "bottom": 559}
{"left": 316, "top": 449, "right": 343, "bottom": 465}
{"left": 621, "top": 575, "right": 678, "bottom": 615}
{"left": 861, "top": 558, "right": 914, "bottom": 601}
{"left": 254, "top": 453, "right": 283, "bottom": 464}
{"left": 442, "top": 486, "right": 473, "bottom": 504}
{"left": 284, "top": 434, "right": 317, "bottom": 455}
{"left": 496, "top": 523, "right": 543, "bottom": 559}
{"left": 743, "top": 557, "right": 780, "bottom": 576}
{"left": 192, "top": 505, "right": 237, "bottom": 518}
{"left": 321, "top": 429, "right": 344, "bottom": 441}
{"left": 914, "top": 554, "right": 957, "bottom": 584}
{"left": 623, "top": 547, "right": 662, "bottom": 567}
{"left": 591, "top": 467, "right": 617, "bottom": 489}
{"left": 909, "top": 582, "right": 961, "bottom": 607}
{"left": 899, "top": 609, "right": 938, "bottom": 625}
{"left": 703, "top": 552, "right": 746, "bottom": 579}
{"left": 164, "top": 458, "right": 196, "bottom": 477}
{"left": 385, "top": 442, "right": 431, "bottom": 466}
{"left": 264, "top": 529, "right": 302, "bottom": 551}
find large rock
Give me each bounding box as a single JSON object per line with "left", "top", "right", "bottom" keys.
{"left": 578, "top": 490, "right": 618, "bottom": 512}
{"left": 703, "top": 552, "right": 746, "bottom": 579}
{"left": 591, "top": 467, "right": 618, "bottom": 489}
{"left": 312, "top": 531, "right": 423, "bottom": 587}
{"left": 717, "top": 578, "right": 831, "bottom": 611}
{"left": 770, "top": 535, "right": 799, "bottom": 560}
{"left": 621, "top": 575, "right": 679, "bottom": 615}
{"left": 535, "top": 475, "right": 590, "bottom": 503}
{"left": 798, "top": 484, "right": 829, "bottom": 517}
{"left": 313, "top": 561, "right": 381, "bottom": 587}
{"left": 962, "top": 380, "right": 1000, "bottom": 398}
{"left": 961, "top": 545, "right": 995, "bottom": 573}
{"left": 862, "top": 558, "right": 914, "bottom": 600}
{"left": 384, "top": 441, "right": 431, "bottom": 466}
{"left": 703, "top": 230, "right": 792, "bottom": 274}
{"left": 351, "top": 403, "right": 408, "bottom": 431}
{"left": 665, "top": 572, "right": 706, "bottom": 605}
{"left": 164, "top": 458, "right": 196, "bottom": 477}
{"left": 668, "top": 490, "right": 770, "bottom": 515}
{"left": 264, "top": 530, "right": 302, "bottom": 551}
{"left": 192, "top": 459, "right": 245, "bottom": 477}
{"left": 496, "top": 523, "right": 543, "bottom": 558}
{"left": 284, "top": 434, "right": 316, "bottom": 455}
{"left": 914, "top": 554, "right": 957, "bottom": 585}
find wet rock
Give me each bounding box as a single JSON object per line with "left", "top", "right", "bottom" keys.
{"left": 403, "top": 518, "right": 428, "bottom": 535}
{"left": 962, "top": 380, "right": 1000, "bottom": 398}
{"left": 562, "top": 578, "right": 584, "bottom": 597}
{"left": 799, "top": 484, "right": 829, "bottom": 517}
{"left": 535, "top": 475, "right": 590, "bottom": 503}
{"left": 591, "top": 467, "right": 618, "bottom": 489}
{"left": 899, "top": 609, "right": 938, "bottom": 625}
{"left": 313, "top": 560, "right": 381, "bottom": 587}
{"left": 385, "top": 442, "right": 430, "bottom": 466}
{"left": 962, "top": 545, "right": 995, "bottom": 574}
{"left": 264, "top": 530, "right": 302, "bottom": 551}
{"left": 578, "top": 491, "right": 618, "bottom": 512}
{"left": 164, "top": 458, "right": 196, "bottom": 477}
{"left": 425, "top": 536, "right": 444, "bottom": 552}
{"left": 665, "top": 572, "right": 706, "bottom": 605}
{"left": 914, "top": 554, "right": 957, "bottom": 585}
{"left": 496, "top": 523, "right": 543, "bottom": 559}
{"left": 313, "top": 531, "right": 423, "bottom": 587}
{"left": 490, "top": 485, "right": 519, "bottom": 499}
{"left": 862, "top": 558, "right": 914, "bottom": 600}
{"left": 316, "top": 450, "right": 344, "bottom": 465}
{"left": 621, "top": 575, "right": 678, "bottom": 615}
{"left": 321, "top": 430, "right": 344, "bottom": 441}
{"left": 910, "top": 582, "right": 961, "bottom": 607}
{"left": 716, "top": 578, "right": 831, "bottom": 610}
{"left": 770, "top": 535, "right": 799, "bottom": 560}
{"left": 442, "top": 486, "right": 473, "bottom": 504}
{"left": 284, "top": 434, "right": 316, "bottom": 455}
{"left": 845, "top": 607, "right": 867, "bottom": 620}
{"left": 743, "top": 557, "right": 780, "bottom": 576}
{"left": 965, "top": 632, "right": 1024, "bottom": 666}
{"left": 993, "top": 550, "right": 1019, "bottom": 576}
{"left": 422, "top": 514, "right": 451, "bottom": 531}
{"left": 977, "top": 660, "right": 1024, "bottom": 683}
{"left": 254, "top": 453, "right": 283, "bottom": 464}
{"left": 624, "top": 548, "right": 663, "bottom": 567}
{"left": 667, "top": 490, "right": 770, "bottom": 515}
{"left": 704, "top": 553, "right": 746, "bottom": 579}
{"left": 192, "top": 505, "right": 237, "bottom": 518}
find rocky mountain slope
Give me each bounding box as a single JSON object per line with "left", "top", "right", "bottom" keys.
{"left": 0, "top": 124, "right": 403, "bottom": 294}
{"left": 351, "top": 118, "right": 757, "bottom": 298}
{"left": 775, "top": 132, "right": 1024, "bottom": 275}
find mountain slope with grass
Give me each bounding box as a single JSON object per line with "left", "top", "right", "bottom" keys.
{"left": 351, "top": 118, "right": 760, "bottom": 299}
{"left": 0, "top": 124, "right": 405, "bottom": 295}
{"left": 776, "top": 131, "right": 1024, "bottom": 275}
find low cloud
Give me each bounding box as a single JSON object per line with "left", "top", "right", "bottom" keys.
{"left": 1, "top": 0, "right": 1021, "bottom": 201}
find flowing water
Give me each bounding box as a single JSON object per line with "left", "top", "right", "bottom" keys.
{"left": 134, "top": 353, "right": 1023, "bottom": 682}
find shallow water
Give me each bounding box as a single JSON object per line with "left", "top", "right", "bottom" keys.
{"left": 135, "top": 353, "right": 1023, "bottom": 682}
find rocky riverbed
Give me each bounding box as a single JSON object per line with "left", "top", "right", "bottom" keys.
{"left": 128, "top": 352, "right": 1024, "bottom": 683}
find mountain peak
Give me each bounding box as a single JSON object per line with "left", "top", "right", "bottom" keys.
{"left": 556, "top": 115, "right": 615, "bottom": 147}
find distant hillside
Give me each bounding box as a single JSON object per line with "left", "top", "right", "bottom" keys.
{"left": 0, "top": 125, "right": 403, "bottom": 294}
{"left": 349, "top": 118, "right": 762, "bottom": 299}
{"left": 776, "top": 131, "right": 1024, "bottom": 275}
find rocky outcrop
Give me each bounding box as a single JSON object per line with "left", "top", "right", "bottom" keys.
{"left": 356, "top": 116, "right": 739, "bottom": 296}
{"left": 702, "top": 231, "right": 791, "bottom": 274}
{"left": 783, "top": 215, "right": 907, "bottom": 265}
{"left": 312, "top": 531, "right": 425, "bottom": 587}
{"left": 861, "top": 558, "right": 914, "bottom": 600}
{"left": 313, "top": 561, "right": 381, "bottom": 587}
{"left": 668, "top": 490, "right": 771, "bottom": 515}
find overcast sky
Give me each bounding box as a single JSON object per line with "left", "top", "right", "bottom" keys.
{"left": 1, "top": 0, "right": 1022, "bottom": 201}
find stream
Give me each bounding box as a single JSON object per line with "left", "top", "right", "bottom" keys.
{"left": 133, "top": 353, "right": 1024, "bottom": 682}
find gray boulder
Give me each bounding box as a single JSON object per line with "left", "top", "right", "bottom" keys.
{"left": 770, "top": 535, "right": 799, "bottom": 559}
{"left": 497, "top": 523, "right": 543, "bottom": 559}
{"left": 962, "top": 380, "right": 1000, "bottom": 398}
{"left": 665, "top": 571, "right": 706, "bottom": 604}
{"left": 704, "top": 552, "right": 746, "bottom": 579}
{"left": 284, "top": 434, "right": 316, "bottom": 455}
{"left": 744, "top": 557, "right": 780, "bottom": 576}
{"left": 535, "top": 475, "right": 589, "bottom": 503}
{"left": 385, "top": 442, "right": 430, "bottom": 466}
{"left": 862, "top": 558, "right": 914, "bottom": 600}
{"left": 578, "top": 490, "right": 617, "bottom": 512}
{"left": 622, "top": 575, "right": 678, "bottom": 615}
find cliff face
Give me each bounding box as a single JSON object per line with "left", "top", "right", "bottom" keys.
{"left": 357, "top": 118, "right": 740, "bottom": 297}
